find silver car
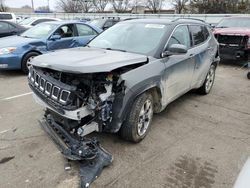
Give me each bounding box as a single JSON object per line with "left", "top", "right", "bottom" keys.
{"left": 28, "top": 18, "right": 219, "bottom": 157}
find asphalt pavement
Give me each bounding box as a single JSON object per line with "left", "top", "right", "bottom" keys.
{"left": 0, "top": 65, "right": 249, "bottom": 188}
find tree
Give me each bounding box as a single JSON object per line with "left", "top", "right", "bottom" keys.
{"left": 111, "top": 0, "right": 131, "bottom": 13}
{"left": 36, "top": 6, "right": 50, "bottom": 12}
{"left": 146, "top": 0, "right": 163, "bottom": 13}
{"left": 172, "top": 0, "right": 189, "bottom": 14}
{"left": 57, "top": 0, "right": 80, "bottom": 13}
{"left": 93, "top": 0, "right": 109, "bottom": 12}
{"left": 22, "top": 5, "right": 32, "bottom": 9}
{"left": 0, "top": 0, "right": 8, "bottom": 12}
{"left": 189, "top": 0, "right": 248, "bottom": 14}
{"left": 78, "top": 0, "right": 93, "bottom": 13}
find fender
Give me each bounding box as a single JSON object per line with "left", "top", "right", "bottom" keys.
{"left": 109, "top": 59, "right": 165, "bottom": 133}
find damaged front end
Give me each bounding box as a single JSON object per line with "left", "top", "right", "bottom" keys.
{"left": 215, "top": 34, "right": 250, "bottom": 62}
{"left": 28, "top": 65, "right": 128, "bottom": 187}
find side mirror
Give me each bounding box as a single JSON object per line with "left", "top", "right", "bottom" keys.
{"left": 210, "top": 24, "right": 216, "bottom": 29}
{"left": 162, "top": 44, "right": 188, "bottom": 57}
{"left": 103, "top": 26, "right": 109, "bottom": 30}
{"left": 50, "top": 34, "right": 61, "bottom": 41}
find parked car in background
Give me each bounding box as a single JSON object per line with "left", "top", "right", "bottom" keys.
{"left": 73, "top": 17, "right": 91, "bottom": 23}
{"left": 214, "top": 16, "right": 250, "bottom": 62}
{"left": 89, "top": 18, "right": 120, "bottom": 30}
{"left": 0, "top": 20, "right": 26, "bottom": 38}
{"left": 28, "top": 18, "right": 219, "bottom": 156}
{"left": 19, "top": 17, "right": 61, "bottom": 28}
{"left": 0, "top": 21, "right": 102, "bottom": 73}
{"left": 0, "top": 12, "right": 16, "bottom": 23}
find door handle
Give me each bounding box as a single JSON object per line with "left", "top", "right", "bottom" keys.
{"left": 189, "top": 53, "right": 194, "bottom": 57}
{"left": 207, "top": 47, "right": 212, "bottom": 50}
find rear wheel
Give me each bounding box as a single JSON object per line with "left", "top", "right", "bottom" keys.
{"left": 21, "top": 52, "right": 40, "bottom": 74}
{"left": 120, "top": 93, "right": 154, "bottom": 143}
{"left": 247, "top": 72, "right": 250, "bottom": 80}
{"left": 197, "top": 64, "right": 216, "bottom": 95}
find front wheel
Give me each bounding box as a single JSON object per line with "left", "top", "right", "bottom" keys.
{"left": 197, "top": 64, "right": 216, "bottom": 95}
{"left": 120, "top": 93, "right": 154, "bottom": 143}
{"left": 21, "top": 52, "right": 40, "bottom": 74}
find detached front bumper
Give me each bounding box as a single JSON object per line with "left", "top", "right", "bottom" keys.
{"left": 39, "top": 114, "right": 113, "bottom": 188}
{"left": 0, "top": 53, "right": 22, "bottom": 70}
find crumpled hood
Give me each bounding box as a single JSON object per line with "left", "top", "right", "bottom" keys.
{"left": 0, "top": 35, "right": 40, "bottom": 48}
{"left": 213, "top": 27, "right": 250, "bottom": 36}
{"left": 31, "top": 47, "right": 148, "bottom": 73}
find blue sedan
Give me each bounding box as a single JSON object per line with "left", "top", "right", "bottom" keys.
{"left": 0, "top": 21, "right": 102, "bottom": 73}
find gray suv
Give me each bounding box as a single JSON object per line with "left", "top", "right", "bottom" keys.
{"left": 28, "top": 19, "right": 219, "bottom": 151}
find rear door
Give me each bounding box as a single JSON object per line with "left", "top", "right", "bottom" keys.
{"left": 0, "top": 21, "right": 10, "bottom": 37}
{"left": 75, "top": 23, "right": 98, "bottom": 46}
{"left": 163, "top": 25, "right": 196, "bottom": 102}
{"left": 47, "top": 24, "right": 77, "bottom": 50}
{"left": 188, "top": 25, "right": 213, "bottom": 87}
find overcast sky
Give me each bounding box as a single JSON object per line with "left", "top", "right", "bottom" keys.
{"left": 5, "top": 0, "right": 57, "bottom": 9}
{"left": 4, "top": 0, "right": 172, "bottom": 10}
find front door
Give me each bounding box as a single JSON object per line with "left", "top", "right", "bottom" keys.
{"left": 47, "top": 24, "right": 77, "bottom": 51}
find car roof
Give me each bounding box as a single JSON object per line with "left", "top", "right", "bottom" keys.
{"left": 48, "top": 20, "right": 92, "bottom": 25}
{"left": 29, "top": 17, "right": 60, "bottom": 20}
{"left": 124, "top": 18, "right": 206, "bottom": 25}
{"left": 223, "top": 16, "right": 250, "bottom": 19}
{"left": 0, "top": 12, "right": 14, "bottom": 14}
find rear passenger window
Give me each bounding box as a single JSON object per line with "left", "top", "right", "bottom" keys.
{"left": 202, "top": 26, "right": 210, "bottom": 40}
{"left": 167, "top": 25, "right": 191, "bottom": 48}
{"left": 0, "top": 14, "right": 13, "bottom": 20}
{"left": 76, "top": 24, "right": 97, "bottom": 36}
{"left": 189, "top": 25, "right": 206, "bottom": 45}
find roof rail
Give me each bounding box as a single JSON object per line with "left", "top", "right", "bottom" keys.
{"left": 173, "top": 18, "right": 205, "bottom": 23}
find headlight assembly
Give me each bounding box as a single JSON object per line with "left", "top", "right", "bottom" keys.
{"left": 0, "top": 47, "right": 17, "bottom": 55}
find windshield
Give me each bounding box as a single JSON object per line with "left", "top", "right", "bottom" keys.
{"left": 88, "top": 22, "right": 167, "bottom": 55}
{"left": 217, "top": 18, "right": 250, "bottom": 28}
{"left": 19, "top": 17, "right": 36, "bottom": 25}
{"left": 89, "top": 19, "right": 106, "bottom": 28}
{"left": 21, "top": 23, "right": 57, "bottom": 38}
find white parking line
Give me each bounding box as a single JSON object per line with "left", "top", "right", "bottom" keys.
{"left": 1, "top": 92, "right": 33, "bottom": 101}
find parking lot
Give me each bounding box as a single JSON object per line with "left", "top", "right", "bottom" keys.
{"left": 0, "top": 65, "right": 249, "bottom": 188}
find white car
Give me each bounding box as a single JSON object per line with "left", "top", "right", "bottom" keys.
{"left": 234, "top": 157, "right": 250, "bottom": 188}
{"left": 0, "top": 12, "right": 16, "bottom": 23}
{"left": 19, "top": 17, "right": 61, "bottom": 28}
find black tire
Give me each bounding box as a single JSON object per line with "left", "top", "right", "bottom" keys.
{"left": 120, "top": 93, "right": 154, "bottom": 143}
{"left": 21, "top": 52, "right": 40, "bottom": 74}
{"left": 197, "top": 64, "right": 216, "bottom": 95}
{"left": 247, "top": 72, "right": 250, "bottom": 80}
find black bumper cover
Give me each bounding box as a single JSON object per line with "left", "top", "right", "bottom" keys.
{"left": 39, "top": 116, "right": 113, "bottom": 187}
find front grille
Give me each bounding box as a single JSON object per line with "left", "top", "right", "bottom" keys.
{"left": 215, "top": 34, "right": 248, "bottom": 47}
{"left": 28, "top": 67, "right": 75, "bottom": 106}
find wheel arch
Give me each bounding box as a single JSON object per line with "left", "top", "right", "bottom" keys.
{"left": 21, "top": 50, "right": 42, "bottom": 65}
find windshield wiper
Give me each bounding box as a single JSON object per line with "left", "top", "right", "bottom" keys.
{"left": 21, "top": 35, "right": 30, "bottom": 38}
{"left": 105, "top": 48, "right": 127, "bottom": 52}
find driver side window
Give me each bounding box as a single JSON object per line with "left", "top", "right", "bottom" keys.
{"left": 167, "top": 25, "right": 191, "bottom": 49}
{"left": 53, "top": 24, "right": 74, "bottom": 38}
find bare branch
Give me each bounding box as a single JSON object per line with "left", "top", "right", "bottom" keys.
{"left": 172, "top": 0, "right": 189, "bottom": 14}
{"left": 93, "top": 0, "right": 109, "bottom": 12}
